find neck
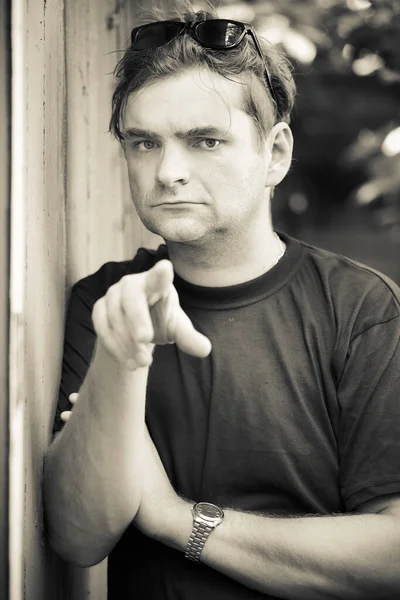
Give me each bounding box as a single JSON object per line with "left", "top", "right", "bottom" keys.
{"left": 166, "top": 225, "right": 286, "bottom": 288}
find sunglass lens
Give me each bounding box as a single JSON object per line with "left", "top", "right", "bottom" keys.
{"left": 133, "top": 22, "right": 184, "bottom": 50}
{"left": 195, "top": 21, "right": 244, "bottom": 48}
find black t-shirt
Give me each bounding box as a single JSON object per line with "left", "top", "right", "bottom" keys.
{"left": 54, "top": 233, "right": 400, "bottom": 599}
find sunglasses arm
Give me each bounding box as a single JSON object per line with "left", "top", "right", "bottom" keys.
{"left": 246, "top": 28, "right": 277, "bottom": 107}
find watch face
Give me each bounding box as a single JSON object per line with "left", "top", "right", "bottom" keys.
{"left": 195, "top": 502, "right": 224, "bottom": 522}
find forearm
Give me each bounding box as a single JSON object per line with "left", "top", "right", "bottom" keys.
{"left": 44, "top": 341, "right": 149, "bottom": 566}
{"left": 164, "top": 503, "right": 400, "bottom": 600}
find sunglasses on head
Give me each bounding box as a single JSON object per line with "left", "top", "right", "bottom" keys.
{"left": 130, "top": 19, "right": 278, "bottom": 107}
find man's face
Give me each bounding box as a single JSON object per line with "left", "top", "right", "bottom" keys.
{"left": 122, "top": 68, "right": 273, "bottom": 245}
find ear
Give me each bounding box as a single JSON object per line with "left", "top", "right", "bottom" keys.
{"left": 263, "top": 123, "right": 293, "bottom": 187}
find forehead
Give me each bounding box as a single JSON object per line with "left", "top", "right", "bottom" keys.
{"left": 123, "top": 68, "right": 254, "bottom": 136}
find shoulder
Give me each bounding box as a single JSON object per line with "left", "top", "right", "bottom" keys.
{"left": 293, "top": 236, "right": 400, "bottom": 338}
{"left": 71, "top": 244, "right": 168, "bottom": 305}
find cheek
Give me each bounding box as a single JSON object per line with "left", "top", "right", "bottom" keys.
{"left": 203, "top": 156, "right": 265, "bottom": 197}
{"left": 201, "top": 156, "right": 242, "bottom": 186}
{"left": 126, "top": 162, "right": 151, "bottom": 197}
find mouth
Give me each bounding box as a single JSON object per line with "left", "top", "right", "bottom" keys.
{"left": 155, "top": 201, "right": 202, "bottom": 207}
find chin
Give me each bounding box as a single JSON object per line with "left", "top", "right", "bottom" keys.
{"left": 161, "top": 230, "right": 204, "bottom": 244}
{"left": 144, "top": 218, "right": 208, "bottom": 243}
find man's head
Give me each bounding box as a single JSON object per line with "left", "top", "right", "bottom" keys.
{"left": 110, "top": 2, "right": 296, "bottom": 248}
{"left": 110, "top": 4, "right": 296, "bottom": 144}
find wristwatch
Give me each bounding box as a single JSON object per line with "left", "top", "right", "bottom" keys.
{"left": 185, "top": 501, "right": 224, "bottom": 562}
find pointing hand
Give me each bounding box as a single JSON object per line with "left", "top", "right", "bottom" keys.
{"left": 91, "top": 259, "right": 212, "bottom": 371}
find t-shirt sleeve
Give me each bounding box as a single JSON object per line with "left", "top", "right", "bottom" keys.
{"left": 338, "top": 315, "right": 400, "bottom": 510}
{"left": 52, "top": 246, "right": 168, "bottom": 436}
{"left": 52, "top": 281, "right": 98, "bottom": 435}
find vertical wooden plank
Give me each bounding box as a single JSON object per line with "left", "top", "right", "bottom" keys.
{"left": 66, "top": 0, "right": 161, "bottom": 288}
{"left": 25, "top": 0, "right": 67, "bottom": 596}
{"left": 10, "top": 0, "right": 67, "bottom": 598}
{"left": 0, "top": 0, "right": 10, "bottom": 598}
{"left": 9, "top": 0, "right": 28, "bottom": 598}
{"left": 25, "top": 1, "right": 67, "bottom": 597}
{"left": 65, "top": 0, "right": 129, "bottom": 286}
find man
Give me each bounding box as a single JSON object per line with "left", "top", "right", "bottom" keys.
{"left": 44, "top": 3, "right": 400, "bottom": 599}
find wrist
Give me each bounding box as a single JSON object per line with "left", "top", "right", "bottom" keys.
{"left": 85, "top": 340, "right": 150, "bottom": 419}
{"left": 157, "top": 497, "right": 193, "bottom": 552}
{"left": 94, "top": 340, "right": 153, "bottom": 375}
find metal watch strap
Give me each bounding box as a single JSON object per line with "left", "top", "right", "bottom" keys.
{"left": 185, "top": 519, "right": 213, "bottom": 562}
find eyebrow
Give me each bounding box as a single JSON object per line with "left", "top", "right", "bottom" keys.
{"left": 122, "top": 126, "right": 230, "bottom": 141}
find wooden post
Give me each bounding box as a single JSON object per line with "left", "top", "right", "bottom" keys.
{"left": 9, "top": 0, "right": 67, "bottom": 598}
{"left": 0, "top": 0, "right": 10, "bottom": 597}
{"left": 65, "top": 0, "right": 160, "bottom": 288}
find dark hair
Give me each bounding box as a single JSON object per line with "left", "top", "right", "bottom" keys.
{"left": 109, "top": 2, "right": 296, "bottom": 142}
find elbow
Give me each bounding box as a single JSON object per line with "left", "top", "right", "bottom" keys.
{"left": 44, "top": 486, "right": 112, "bottom": 568}
{"left": 47, "top": 526, "right": 111, "bottom": 568}
{"left": 44, "top": 497, "right": 137, "bottom": 568}
{"left": 43, "top": 444, "right": 139, "bottom": 568}
{"left": 44, "top": 496, "right": 130, "bottom": 568}
{"left": 44, "top": 497, "right": 135, "bottom": 569}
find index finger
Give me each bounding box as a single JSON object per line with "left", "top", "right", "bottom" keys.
{"left": 144, "top": 260, "right": 175, "bottom": 307}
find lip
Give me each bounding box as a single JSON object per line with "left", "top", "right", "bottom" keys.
{"left": 154, "top": 201, "right": 202, "bottom": 207}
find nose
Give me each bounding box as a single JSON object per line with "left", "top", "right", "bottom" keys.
{"left": 156, "top": 143, "right": 190, "bottom": 187}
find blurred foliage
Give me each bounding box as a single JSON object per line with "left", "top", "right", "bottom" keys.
{"left": 216, "top": 0, "right": 400, "bottom": 234}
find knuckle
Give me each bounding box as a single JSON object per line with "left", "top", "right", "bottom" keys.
{"left": 137, "top": 328, "right": 154, "bottom": 344}
{"left": 104, "top": 284, "right": 121, "bottom": 310}
{"left": 120, "top": 272, "right": 143, "bottom": 289}
{"left": 120, "top": 277, "right": 143, "bottom": 307}
{"left": 92, "top": 298, "right": 105, "bottom": 330}
{"left": 92, "top": 299, "right": 115, "bottom": 345}
{"left": 105, "top": 283, "right": 119, "bottom": 298}
{"left": 130, "top": 313, "right": 154, "bottom": 341}
{"left": 102, "top": 338, "right": 124, "bottom": 362}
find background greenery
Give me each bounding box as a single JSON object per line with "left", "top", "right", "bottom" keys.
{"left": 217, "top": 0, "right": 400, "bottom": 280}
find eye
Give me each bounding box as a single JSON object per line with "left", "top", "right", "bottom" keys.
{"left": 132, "top": 140, "right": 158, "bottom": 151}
{"left": 195, "top": 139, "right": 221, "bottom": 150}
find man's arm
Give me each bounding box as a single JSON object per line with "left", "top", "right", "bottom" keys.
{"left": 44, "top": 341, "right": 149, "bottom": 567}
{"left": 196, "top": 495, "right": 400, "bottom": 600}
{"left": 43, "top": 260, "right": 211, "bottom": 567}
{"left": 134, "top": 434, "right": 400, "bottom": 600}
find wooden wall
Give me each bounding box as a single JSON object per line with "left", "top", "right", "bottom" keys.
{"left": 65, "top": 0, "right": 160, "bottom": 287}
{"left": 0, "top": 0, "right": 10, "bottom": 597}
{"left": 9, "top": 0, "right": 160, "bottom": 599}
{"left": 9, "top": 1, "right": 68, "bottom": 598}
